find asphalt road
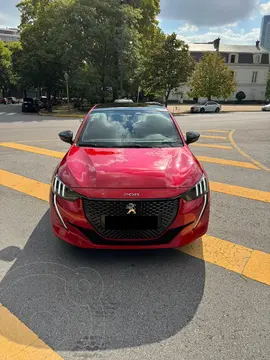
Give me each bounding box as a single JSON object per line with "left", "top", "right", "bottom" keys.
{"left": 0, "top": 111, "right": 269, "bottom": 360}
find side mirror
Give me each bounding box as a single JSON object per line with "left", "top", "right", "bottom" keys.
{"left": 59, "top": 130, "right": 73, "bottom": 144}
{"left": 186, "top": 131, "right": 200, "bottom": 145}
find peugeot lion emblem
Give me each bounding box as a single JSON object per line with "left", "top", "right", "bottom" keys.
{"left": 126, "top": 203, "right": 136, "bottom": 215}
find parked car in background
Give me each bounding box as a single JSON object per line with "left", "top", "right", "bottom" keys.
{"left": 145, "top": 101, "right": 165, "bottom": 107}
{"left": 190, "top": 101, "right": 221, "bottom": 113}
{"left": 262, "top": 103, "right": 270, "bottom": 111}
{"left": 0, "top": 98, "right": 8, "bottom": 104}
{"left": 7, "top": 97, "right": 20, "bottom": 104}
{"left": 22, "top": 97, "right": 40, "bottom": 113}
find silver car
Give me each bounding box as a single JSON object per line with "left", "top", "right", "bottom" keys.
{"left": 262, "top": 103, "right": 270, "bottom": 111}
{"left": 190, "top": 101, "right": 221, "bottom": 113}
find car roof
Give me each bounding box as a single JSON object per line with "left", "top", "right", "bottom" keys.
{"left": 92, "top": 103, "right": 168, "bottom": 111}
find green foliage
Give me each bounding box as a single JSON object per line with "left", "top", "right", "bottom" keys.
{"left": 141, "top": 33, "right": 194, "bottom": 104}
{"left": 189, "top": 52, "right": 236, "bottom": 100}
{"left": 0, "top": 41, "right": 12, "bottom": 88}
{"left": 236, "top": 91, "right": 246, "bottom": 102}
{"left": 266, "top": 72, "right": 270, "bottom": 99}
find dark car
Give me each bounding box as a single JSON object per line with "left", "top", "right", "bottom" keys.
{"left": 22, "top": 97, "right": 40, "bottom": 113}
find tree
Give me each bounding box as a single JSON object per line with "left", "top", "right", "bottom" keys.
{"left": 236, "top": 91, "right": 246, "bottom": 103}
{"left": 0, "top": 41, "right": 12, "bottom": 96}
{"left": 189, "top": 52, "right": 236, "bottom": 100}
{"left": 141, "top": 33, "right": 194, "bottom": 106}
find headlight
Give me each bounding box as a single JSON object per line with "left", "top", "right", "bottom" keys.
{"left": 181, "top": 175, "right": 208, "bottom": 201}
{"left": 52, "top": 176, "right": 80, "bottom": 201}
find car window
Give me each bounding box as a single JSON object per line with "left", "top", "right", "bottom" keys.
{"left": 78, "top": 109, "right": 183, "bottom": 148}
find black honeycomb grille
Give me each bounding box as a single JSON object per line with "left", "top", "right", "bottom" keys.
{"left": 82, "top": 198, "right": 179, "bottom": 239}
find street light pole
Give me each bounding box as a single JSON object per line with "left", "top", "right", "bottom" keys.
{"left": 64, "top": 72, "right": 70, "bottom": 113}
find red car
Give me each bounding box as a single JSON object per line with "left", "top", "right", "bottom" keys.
{"left": 50, "top": 103, "right": 210, "bottom": 249}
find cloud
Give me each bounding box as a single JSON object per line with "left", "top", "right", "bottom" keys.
{"left": 160, "top": 0, "right": 258, "bottom": 26}
{"left": 177, "top": 26, "right": 260, "bottom": 45}
{"left": 260, "top": 1, "right": 270, "bottom": 14}
{"left": 178, "top": 23, "right": 198, "bottom": 33}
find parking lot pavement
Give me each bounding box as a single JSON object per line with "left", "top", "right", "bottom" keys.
{"left": 0, "top": 112, "right": 269, "bottom": 360}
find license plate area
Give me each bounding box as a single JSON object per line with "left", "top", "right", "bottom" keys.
{"left": 103, "top": 216, "right": 159, "bottom": 230}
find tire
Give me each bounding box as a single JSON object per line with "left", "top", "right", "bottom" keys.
{"left": 200, "top": 108, "right": 205, "bottom": 113}
{"left": 215, "top": 107, "right": 220, "bottom": 113}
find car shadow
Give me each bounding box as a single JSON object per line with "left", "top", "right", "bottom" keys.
{"left": 0, "top": 210, "right": 206, "bottom": 353}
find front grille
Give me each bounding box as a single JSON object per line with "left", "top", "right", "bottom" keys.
{"left": 83, "top": 198, "right": 179, "bottom": 239}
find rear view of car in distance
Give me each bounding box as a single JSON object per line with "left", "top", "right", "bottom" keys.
{"left": 50, "top": 103, "right": 210, "bottom": 250}
{"left": 191, "top": 101, "right": 221, "bottom": 113}
{"left": 22, "top": 97, "right": 40, "bottom": 112}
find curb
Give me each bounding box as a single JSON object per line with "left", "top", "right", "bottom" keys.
{"left": 39, "top": 112, "right": 86, "bottom": 118}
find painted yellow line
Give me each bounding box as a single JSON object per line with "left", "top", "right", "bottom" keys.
{"left": 11, "top": 140, "right": 58, "bottom": 143}
{"left": 197, "top": 156, "right": 259, "bottom": 170}
{"left": 180, "top": 236, "right": 270, "bottom": 286}
{"left": 242, "top": 250, "right": 270, "bottom": 285}
{"left": 200, "top": 135, "right": 227, "bottom": 140}
{"left": 210, "top": 181, "right": 270, "bottom": 203}
{"left": 192, "top": 143, "right": 233, "bottom": 150}
{"left": 0, "top": 169, "right": 50, "bottom": 201}
{"left": 199, "top": 130, "right": 230, "bottom": 134}
{"left": 0, "top": 142, "right": 64, "bottom": 159}
{"left": 228, "top": 130, "right": 270, "bottom": 172}
{"left": 0, "top": 303, "right": 63, "bottom": 359}
{"left": 1, "top": 170, "right": 270, "bottom": 287}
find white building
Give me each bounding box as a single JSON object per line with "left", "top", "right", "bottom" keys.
{"left": 169, "top": 40, "right": 270, "bottom": 102}
{"left": 0, "top": 28, "right": 20, "bottom": 42}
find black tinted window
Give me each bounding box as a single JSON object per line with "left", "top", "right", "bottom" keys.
{"left": 78, "top": 109, "right": 183, "bottom": 148}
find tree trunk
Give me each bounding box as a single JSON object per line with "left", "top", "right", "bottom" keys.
{"left": 208, "top": 95, "right": 211, "bottom": 100}
{"left": 165, "top": 89, "right": 171, "bottom": 107}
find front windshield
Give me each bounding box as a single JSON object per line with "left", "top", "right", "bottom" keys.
{"left": 78, "top": 109, "right": 183, "bottom": 148}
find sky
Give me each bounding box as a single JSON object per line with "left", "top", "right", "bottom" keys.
{"left": 0, "top": 0, "right": 270, "bottom": 45}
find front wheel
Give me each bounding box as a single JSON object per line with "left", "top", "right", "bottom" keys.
{"left": 215, "top": 107, "right": 220, "bottom": 113}
{"left": 200, "top": 108, "right": 205, "bottom": 113}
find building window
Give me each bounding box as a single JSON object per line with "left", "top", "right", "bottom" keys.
{"left": 229, "top": 53, "right": 238, "bottom": 63}
{"left": 253, "top": 54, "right": 261, "bottom": 64}
{"left": 252, "top": 71, "right": 258, "bottom": 83}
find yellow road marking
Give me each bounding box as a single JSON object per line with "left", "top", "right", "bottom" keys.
{"left": 210, "top": 181, "right": 270, "bottom": 203}
{"left": 228, "top": 130, "right": 270, "bottom": 172}
{"left": 200, "top": 135, "right": 227, "bottom": 140}
{"left": 192, "top": 143, "right": 233, "bottom": 150}
{"left": 11, "top": 140, "right": 58, "bottom": 143}
{"left": 197, "top": 156, "right": 259, "bottom": 170}
{"left": 0, "top": 170, "right": 269, "bottom": 286}
{"left": 180, "top": 236, "right": 270, "bottom": 286}
{"left": 242, "top": 250, "right": 270, "bottom": 285}
{"left": 199, "top": 130, "right": 230, "bottom": 134}
{"left": 0, "top": 142, "right": 63, "bottom": 159}
{"left": 0, "top": 304, "right": 63, "bottom": 359}
{"left": 0, "top": 169, "right": 50, "bottom": 201}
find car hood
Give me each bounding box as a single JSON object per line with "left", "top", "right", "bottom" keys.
{"left": 57, "top": 145, "right": 203, "bottom": 189}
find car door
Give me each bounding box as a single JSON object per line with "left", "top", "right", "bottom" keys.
{"left": 204, "top": 102, "right": 211, "bottom": 112}
{"left": 206, "top": 101, "right": 216, "bottom": 112}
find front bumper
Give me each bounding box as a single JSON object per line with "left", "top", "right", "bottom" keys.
{"left": 50, "top": 192, "right": 210, "bottom": 249}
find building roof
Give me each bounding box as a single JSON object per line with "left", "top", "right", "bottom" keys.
{"left": 188, "top": 43, "right": 269, "bottom": 54}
